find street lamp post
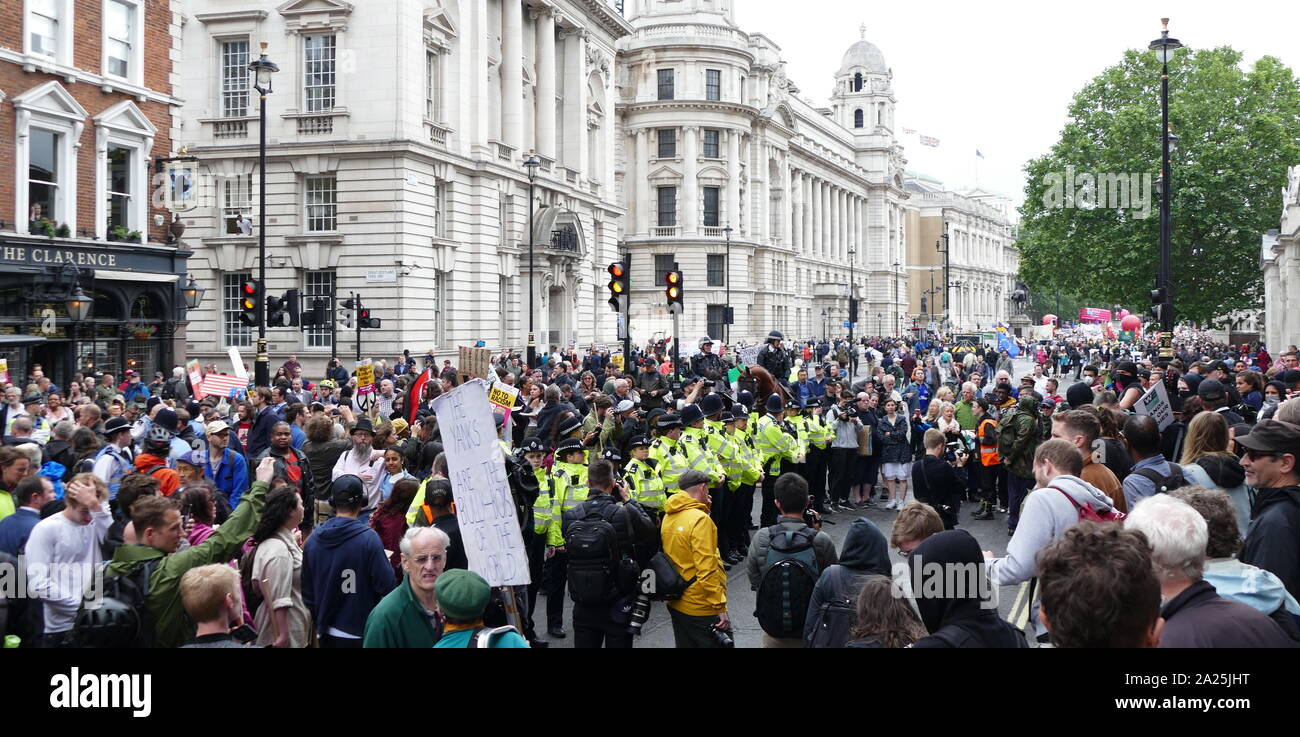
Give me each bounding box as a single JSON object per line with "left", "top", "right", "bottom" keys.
{"left": 1149, "top": 18, "right": 1182, "bottom": 367}
{"left": 821, "top": 309, "right": 827, "bottom": 340}
{"left": 524, "top": 152, "right": 541, "bottom": 368}
{"left": 60, "top": 263, "right": 94, "bottom": 381}
{"left": 892, "top": 260, "right": 901, "bottom": 337}
{"left": 848, "top": 248, "right": 856, "bottom": 344}
{"left": 724, "top": 224, "right": 733, "bottom": 346}
{"left": 936, "top": 227, "right": 950, "bottom": 331}
{"left": 876, "top": 312, "right": 883, "bottom": 337}
{"left": 248, "top": 43, "right": 278, "bottom": 388}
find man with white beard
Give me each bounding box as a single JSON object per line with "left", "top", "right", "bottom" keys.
{"left": 331, "top": 417, "right": 386, "bottom": 523}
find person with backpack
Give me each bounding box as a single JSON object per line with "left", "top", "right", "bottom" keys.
{"left": 431, "top": 568, "right": 530, "bottom": 648}
{"left": 559, "top": 458, "right": 656, "bottom": 649}
{"left": 133, "top": 426, "right": 180, "bottom": 498}
{"left": 803, "top": 517, "right": 891, "bottom": 648}
{"left": 84, "top": 457, "right": 274, "bottom": 648}
{"left": 202, "top": 420, "right": 250, "bottom": 509}
{"left": 745, "top": 473, "right": 838, "bottom": 648}
{"left": 535, "top": 437, "right": 589, "bottom": 640}
{"left": 985, "top": 439, "right": 1124, "bottom": 645}
{"left": 910, "top": 529, "right": 1028, "bottom": 648}
{"left": 1122, "top": 414, "right": 1187, "bottom": 511}
{"left": 661, "top": 470, "right": 731, "bottom": 648}
{"left": 255, "top": 422, "right": 313, "bottom": 526}
{"left": 998, "top": 389, "right": 1042, "bottom": 536}
{"left": 91, "top": 417, "right": 135, "bottom": 499}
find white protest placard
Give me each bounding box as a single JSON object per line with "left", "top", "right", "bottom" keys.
{"left": 432, "top": 379, "right": 530, "bottom": 587}
{"left": 1134, "top": 379, "right": 1174, "bottom": 431}
{"left": 487, "top": 381, "right": 519, "bottom": 409}
{"left": 737, "top": 345, "right": 761, "bottom": 367}
{"left": 227, "top": 347, "right": 248, "bottom": 379}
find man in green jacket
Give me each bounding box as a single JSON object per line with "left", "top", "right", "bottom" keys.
{"left": 105, "top": 456, "right": 274, "bottom": 648}
{"left": 998, "top": 392, "right": 1042, "bottom": 536}
{"left": 363, "top": 526, "right": 448, "bottom": 647}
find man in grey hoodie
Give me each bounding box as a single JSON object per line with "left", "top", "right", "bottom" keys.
{"left": 985, "top": 438, "right": 1122, "bottom": 642}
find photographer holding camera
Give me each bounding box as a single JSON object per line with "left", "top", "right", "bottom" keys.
{"left": 911, "top": 428, "right": 969, "bottom": 530}
{"left": 825, "top": 394, "right": 863, "bottom": 512}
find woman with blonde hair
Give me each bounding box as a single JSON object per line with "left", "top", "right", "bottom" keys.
{"left": 1179, "top": 411, "right": 1251, "bottom": 532}
{"left": 844, "top": 575, "right": 928, "bottom": 648}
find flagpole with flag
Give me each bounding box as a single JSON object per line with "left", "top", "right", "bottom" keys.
{"left": 975, "top": 148, "right": 985, "bottom": 187}
{"left": 407, "top": 366, "right": 433, "bottom": 423}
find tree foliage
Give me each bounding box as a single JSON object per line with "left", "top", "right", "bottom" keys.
{"left": 1016, "top": 47, "right": 1300, "bottom": 324}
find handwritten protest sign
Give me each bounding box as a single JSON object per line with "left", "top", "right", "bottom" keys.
{"left": 458, "top": 346, "right": 492, "bottom": 380}
{"left": 432, "top": 379, "right": 530, "bottom": 586}
{"left": 1134, "top": 380, "right": 1174, "bottom": 431}
{"left": 488, "top": 381, "right": 518, "bottom": 409}
{"left": 737, "top": 345, "right": 761, "bottom": 367}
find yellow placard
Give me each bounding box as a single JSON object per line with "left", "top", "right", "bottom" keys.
{"left": 611, "top": 353, "right": 624, "bottom": 371}
{"left": 488, "top": 382, "right": 518, "bottom": 408}
{"left": 355, "top": 362, "right": 375, "bottom": 389}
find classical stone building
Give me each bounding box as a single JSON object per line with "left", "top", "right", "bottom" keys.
{"left": 903, "top": 175, "right": 1017, "bottom": 333}
{"left": 1262, "top": 165, "right": 1300, "bottom": 350}
{"left": 177, "top": 0, "right": 631, "bottom": 374}
{"left": 617, "top": 1, "right": 910, "bottom": 345}
{"left": 0, "top": 0, "right": 189, "bottom": 389}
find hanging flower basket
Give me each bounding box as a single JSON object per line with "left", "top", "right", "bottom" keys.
{"left": 126, "top": 324, "right": 156, "bottom": 340}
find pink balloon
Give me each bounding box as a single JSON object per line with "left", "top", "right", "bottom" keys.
{"left": 1120, "top": 315, "right": 1142, "bottom": 331}
{"left": 1042, "top": 314, "right": 1058, "bottom": 325}
{"left": 1118, "top": 309, "right": 1131, "bottom": 319}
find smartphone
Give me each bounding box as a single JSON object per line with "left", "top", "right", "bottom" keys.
{"left": 230, "top": 624, "right": 257, "bottom": 644}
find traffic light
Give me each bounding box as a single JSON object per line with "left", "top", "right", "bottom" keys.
{"left": 339, "top": 297, "right": 355, "bottom": 329}
{"left": 358, "top": 307, "right": 381, "bottom": 329}
{"left": 238, "top": 280, "right": 261, "bottom": 326}
{"left": 848, "top": 297, "right": 859, "bottom": 325}
{"left": 665, "top": 269, "right": 683, "bottom": 315}
{"left": 1150, "top": 287, "right": 1167, "bottom": 322}
{"left": 607, "top": 261, "right": 627, "bottom": 313}
{"left": 266, "top": 289, "right": 300, "bottom": 328}
{"left": 302, "top": 297, "right": 328, "bottom": 328}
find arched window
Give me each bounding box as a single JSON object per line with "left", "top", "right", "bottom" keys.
{"left": 854, "top": 109, "right": 864, "bottom": 128}
{"left": 853, "top": 72, "right": 862, "bottom": 92}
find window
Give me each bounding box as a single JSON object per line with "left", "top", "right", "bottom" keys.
{"left": 706, "top": 69, "right": 721, "bottom": 101}
{"left": 105, "top": 146, "right": 132, "bottom": 230}
{"left": 305, "top": 176, "right": 337, "bottom": 232}
{"left": 303, "top": 34, "right": 336, "bottom": 112}
{"left": 220, "top": 40, "right": 251, "bottom": 117}
{"left": 303, "top": 270, "right": 335, "bottom": 348}
{"left": 657, "top": 128, "right": 676, "bottom": 158}
{"left": 424, "top": 50, "right": 440, "bottom": 121}
{"left": 854, "top": 72, "right": 862, "bottom": 92}
{"left": 222, "top": 174, "right": 252, "bottom": 234}
{"left": 702, "top": 129, "right": 720, "bottom": 158}
{"left": 222, "top": 272, "right": 253, "bottom": 348}
{"left": 27, "top": 128, "right": 59, "bottom": 223}
{"left": 434, "top": 181, "right": 448, "bottom": 238}
{"left": 433, "top": 272, "right": 447, "bottom": 347}
{"left": 707, "top": 254, "right": 725, "bottom": 286}
{"left": 655, "top": 254, "right": 676, "bottom": 286}
{"left": 28, "top": 0, "right": 59, "bottom": 57}
{"left": 105, "top": 1, "right": 136, "bottom": 79}
{"left": 854, "top": 109, "right": 864, "bottom": 128}
{"left": 657, "top": 187, "right": 677, "bottom": 227}
{"left": 707, "top": 305, "right": 726, "bottom": 342}
{"left": 703, "top": 187, "right": 720, "bottom": 227}
{"left": 657, "top": 69, "right": 674, "bottom": 100}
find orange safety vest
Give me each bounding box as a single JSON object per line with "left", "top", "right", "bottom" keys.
{"left": 978, "top": 418, "right": 1000, "bottom": 467}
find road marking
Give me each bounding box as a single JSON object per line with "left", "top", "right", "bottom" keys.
{"left": 1006, "top": 580, "right": 1028, "bottom": 626}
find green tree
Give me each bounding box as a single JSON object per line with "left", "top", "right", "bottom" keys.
{"left": 1017, "top": 46, "right": 1300, "bottom": 325}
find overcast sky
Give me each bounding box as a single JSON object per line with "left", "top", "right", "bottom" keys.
{"left": 735, "top": 0, "right": 1300, "bottom": 207}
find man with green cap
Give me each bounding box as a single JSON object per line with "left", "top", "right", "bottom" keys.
{"left": 431, "top": 569, "right": 530, "bottom": 648}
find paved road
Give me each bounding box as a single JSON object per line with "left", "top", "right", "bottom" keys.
{"left": 539, "top": 354, "right": 1066, "bottom": 648}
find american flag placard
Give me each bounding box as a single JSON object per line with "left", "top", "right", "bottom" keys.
{"left": 198, "top": 373, "right": 248, "bottom": 400}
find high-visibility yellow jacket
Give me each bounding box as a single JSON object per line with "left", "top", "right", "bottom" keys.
{"left": 705, "top": 419, "right": 744, "bottom": 488}
{"left": 682, "top": 425, "right": 725, "bottom": 486}
{"left": 536, "top": 461, "right": 588, "bottom": 546}
{"left": 807, "top": 413, "right": 834, "bottom": 450}
{"left": 624, "top": 456, "right": 667, "bottom": 511}
{"left": 727, "top": 427, "right": 763, "bottom": 488}
{"left": 650, "top": 435, "right": 691, "bottom": 493}
{"left": 754, "top": 413, "right": 798, "bottom": 477}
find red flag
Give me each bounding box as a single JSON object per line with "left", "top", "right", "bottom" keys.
{"left": 407, "top": 367, "right": 432, "bottom": 423}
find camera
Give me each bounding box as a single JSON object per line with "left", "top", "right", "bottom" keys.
{"left": 710, "top": 624, "right": 735, "bottom": 648}
{"left": 626, "top": 593, "right": 652, "bottom": 636}
{"left": 840, "top": 403, "right": 858, "bottom": 419}
{"left": 944, "top": 440, "right": 961, "bottom": 463}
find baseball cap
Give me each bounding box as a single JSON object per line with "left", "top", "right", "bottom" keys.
{"left": 1197, "top": 378, "right": 1227, "bottom": 401}
{"left": 205, "top": 420, "right": 231, "bottom": 435}
{"left": 615, "top": 399, "right": 636, "bottom": 413}
{"left": 1234, "top": 419, "right": 1300, "bottom": 456}
{"left": 1041, "top": 397, "right": 1057, "bottom": 409}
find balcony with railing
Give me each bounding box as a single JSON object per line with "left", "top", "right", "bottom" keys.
{"left": 495, "top": 141, "right": 516, "bottom": 162}
{"left": 652, "top": 226, "right": 680, "bottom": 237}
{"left": 425, "top": 121, "right": 451, "bottom": 147}
{"left": 702, "top": 226, "right": 728, "bottom": 237}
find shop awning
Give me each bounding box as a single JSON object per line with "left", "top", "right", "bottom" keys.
{"left": 91, "top": 270, "right": 180, "bottom": 284}
{"left": 0, "top": 335, "right": 48, "bottom": 346}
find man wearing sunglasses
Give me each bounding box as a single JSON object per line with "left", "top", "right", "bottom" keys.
{"left": 1238, "top": 420, "right": 1300, "bottom": 600}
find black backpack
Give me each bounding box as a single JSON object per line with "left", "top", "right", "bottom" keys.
{"left": 566, "top": 506, "right": 621, "bottom": 604}
{"left": 805, "top": 566, "right": 857, "bottom": 648}
{"left": 73, "top": 558, "right": 162, "bottom": 648}
{"left": 1133, "top": 465, "right": 1189, "bottom": 494}
{"left": 753, "top": 525, "right": 821, "bottom": 639}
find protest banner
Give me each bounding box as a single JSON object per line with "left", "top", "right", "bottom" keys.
{"left": 488, "top": 380, "right": 520, "bottom": 442}
{"left": 1134, "top": 379, "right": 1174, "bottom": 431}
{"left": 737, "top": 345, "right": 761, "bottom": 367}
{"left": 432, "top": 379, "right": 530, "bottom": 587}
{"left": 227, "top": 347, "right": 248, "bottom": 379}
{"left": 0, "top": 358, "right": 8, "bottom": 384}
{"left": 355, "top": 360, "right": 375, "bottom": 411}
{"left": 185, "top": 359, "right": 203, "bottom": 394}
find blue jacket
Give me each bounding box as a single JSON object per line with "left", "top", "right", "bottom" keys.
{"left": 303, "top": 516, "right": 396, "bottom": 638}
{"left": 245, "top": 406, "right": 277, "bottom": 461}
{"left": 291, "top": 423, "right": 306, "bottom": 450}
{"left": 0, "top": 507, "right": 40, "bottom": 555}
{"left": 204, "top": 447, "right": 250, "bottom": 507}
{"left": 121, "top": 382, "right": 151, "bottom": 402}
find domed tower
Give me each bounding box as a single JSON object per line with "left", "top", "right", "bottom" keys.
{"left": 831, "top": 25, "right": 895, "bottom": 135}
